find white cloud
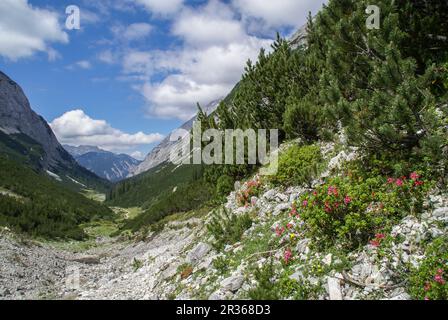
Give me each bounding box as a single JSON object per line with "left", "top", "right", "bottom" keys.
{"left": 98, "top": 50, "right": 116, "bottom": 64}
{"left": 110, "top": 0, "right": 323, "bottom": 121}
{"left": 50, "top": 110, "right": 164, "bottom": 152}
{"left": 134, "top": 0, "right": 184, "bottom": 16}
{"left": 82, "top": 0, "right": 136, "bottom": 16}
{"left": 232, "top": 0, "right": 327, "bottom": 29}
{"left": 112, "top": 22, "right": 153, "bottom": 42}
{"left": 80, "top": 9, "right": 102, "bottom": 25}
{"left": 123, "top": 51, "right": 154, "bottom": 75}
{"left": 0, "top": 0, "right": 68, "bottom": 61}
{"left": 66, "top": 60, "right": 92, "bottom": 70}
{"left": 76, "top": 60, "right": 92, "bottom": 69}
{"left": 172, "top": 1, "right": 246, "bottom": 48}
{"left": 125, "top": 0, "right": 272, "bottom": 120}
{"left": 141, "top": 76, "right": 229, "bottom": 120}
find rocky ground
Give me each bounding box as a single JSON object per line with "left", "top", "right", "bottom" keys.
{"left": 1, "top": 144, "right": 447, "bottom": 300}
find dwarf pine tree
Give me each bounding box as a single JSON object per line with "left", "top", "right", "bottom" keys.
{"left": 229, "top": 34, "right": 292, "bottom": 135}
{"left": 309, "top": 0, "right": 442, "bottom": 154}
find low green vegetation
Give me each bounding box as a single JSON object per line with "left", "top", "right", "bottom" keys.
{"left": 248, "top": 261, "right": 280, "bottom": 300}
{"left": 247, "top": 260, "right": 323, "bottom": 300}
{"left": 270, "top": 144, "right": 323, "bottom": 187}
{"left": 132, "top": 258, "right": 144, "bottom": 272}
{"left": 298, "top": 163, "right": 430, "bottom": 250}
{"left": 215, "top": 175, "right": 234, "bottom": 200}
{"left": 408, "top": 237, "right": 448, "bottom": 300}
{"left": 207, "top": 207, "right": 253, "bottom": 250}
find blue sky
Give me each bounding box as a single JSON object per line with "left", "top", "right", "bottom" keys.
{"left": 0, "top": 0, "right": 326, "bottom": 159}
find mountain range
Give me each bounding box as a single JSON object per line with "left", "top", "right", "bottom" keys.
{"left": 64, "top": 145, "right": 141, "bottom": 182}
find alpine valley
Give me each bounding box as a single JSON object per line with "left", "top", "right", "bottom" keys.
{"left": 0, "top": 0, "right": 448, "bottom": 302}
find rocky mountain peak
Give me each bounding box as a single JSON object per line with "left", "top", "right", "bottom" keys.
{"left": 0, "top": 71, "right": 74, "bottom": 170}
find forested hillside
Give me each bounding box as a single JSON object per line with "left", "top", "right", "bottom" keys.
{"left": 0, "top": 156, "right": 112, "bottom": 239}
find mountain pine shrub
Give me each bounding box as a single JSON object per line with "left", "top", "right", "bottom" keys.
{"left": 216, "top": 175, "right": 234, "bottom": 200}
{"left": 248, "top": 260, "right": 280, "bottom": 300}
{"left": 310, "top": 0, "right": 446, "bottom": 156}
{"left": 207, "top": 207, "right": 252, "bottom": 251}
{"left": 270, "top": 144, "right": 322, "bottom": 187}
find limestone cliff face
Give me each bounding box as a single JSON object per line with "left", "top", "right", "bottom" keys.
{"left": 289, "top": 23, "right": 308, "bottom": 49}
{"left": 0, "top": 71, "right": 79, "bottom": 170}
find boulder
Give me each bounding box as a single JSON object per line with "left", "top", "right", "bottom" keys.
{"left": 209, "top": 290, "right": 227, "bottom": 300}
{"left": 289, "top": 270, "right": 304, "bottom": 282}
{"left": 263, "top": 189, "right": 276, "bottom": 201}
{"left": 221, "top": 274, "right": 244, "bottom": 292}
{"left": 273, "top": 203, "right": 290, "bottom": 216}
{"left": 275, "top": 193, "right": 289, "bottom": 203}
{"left": 187, "top": 243, "right": 211, "bottom": 265}
{"left": 433, "top": 207, "right": 448, "bottom": 218}
{"left": 160, "top": 264, "right": 178, "bottom": 280}
{"left": 327, "top": 276, "right": 343, "bottom": 300}
{"left": 388, "top": 292, "right": 411, "bottom": 300}
{"left": 322, "top": 253, "right": 333, "bottom": 266}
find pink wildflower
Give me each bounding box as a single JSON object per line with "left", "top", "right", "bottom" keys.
{"left": 370, "top": 239, "right": 380, "bottom": 247}
{"left": 302, "top": 200, "right": 308, "bottom": 207}
{"left": 328, "top": 186, "right": 338, "bottom": 196}
{"left": 410, "top": 172, "right": 420, "bottom": 181}
{"left": 395, "top": 179, "right": 404, "bottom": 187}
{"left": 275, "top": 227, "right": 285, "bottom": 237}
{"left": 414, "top": 180, "right": 424, "bottom": 187}
{"left": 284, "top": 249, "right": 293, "bottom": 264}
{"left": 375, "top": 233, "right": 386, "bottom": 240}
{"left": 434, "top": 274, "right": 446, "bottom": 285}
{"left": 290, "top": 205, "right": 298, "bottom": 217}
{"left": 344, "top": 196, "right": 352, "bottom": 205}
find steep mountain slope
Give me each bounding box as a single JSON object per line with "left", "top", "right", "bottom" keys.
{"left": 130, "top": 99, "right": 221, "bottom": 176}
{"left": 0, "top": 71, "right": 110, "bottom": 192}
{"left": 0, "top": 156, "right": 112, "bottom": 239}
{"left": 64, "top": 145, "right": 141, "bottom": 182}
{"left": 107, "top": 161, "right": 204, "bottom": 208}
